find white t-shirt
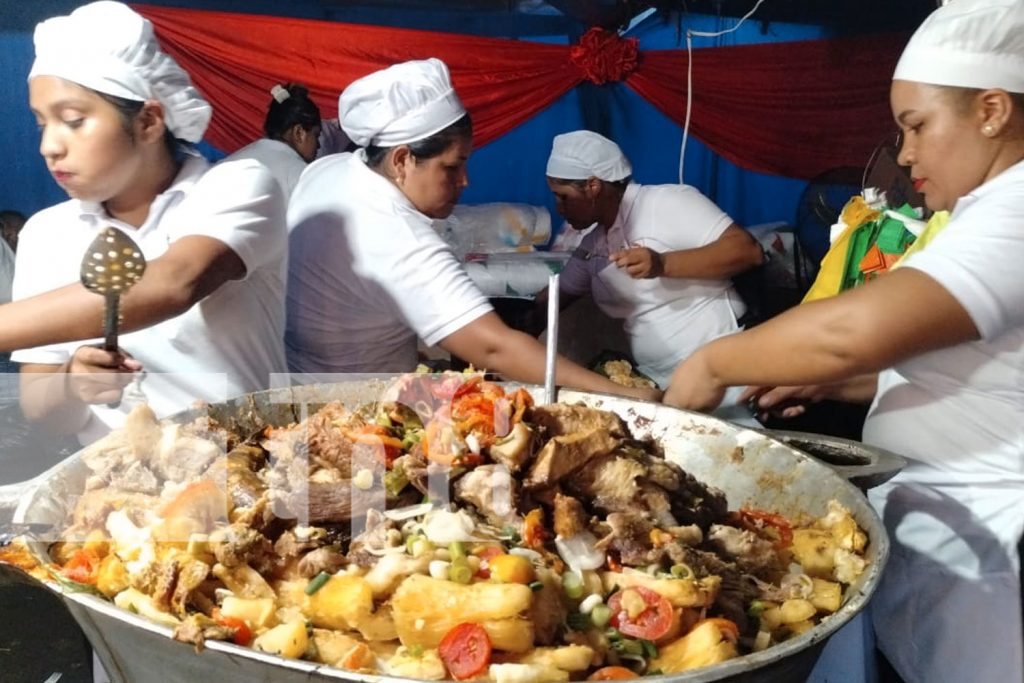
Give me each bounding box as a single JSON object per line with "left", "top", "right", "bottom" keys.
{"left": 222, "top": 138, "right": 307, "bottom": 203}
{"left": 865, "top": 159, "right": 1024, "bottom": 683}
{"left": 12, "top": 155, "right": 288, "bottom": 444}
{"left": 286, "top": 151, "right": 492, "bottom": 375}
{"left": 558, "top": 183, "right": 744, "bottom": 387}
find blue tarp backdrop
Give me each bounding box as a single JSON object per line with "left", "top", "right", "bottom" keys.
{"left": 1, "top": 1, "right": 845, "bottom": 240}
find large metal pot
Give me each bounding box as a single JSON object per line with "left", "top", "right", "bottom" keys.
{"left": 10, "top": 381, "right": 891, "bottom": 683}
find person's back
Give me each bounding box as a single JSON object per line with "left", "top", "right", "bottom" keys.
{"left": 223, "top": 83, "right": 320, "bottom": 202}
{"left": 286, "top": 150, "right": 485, "bottom": 374}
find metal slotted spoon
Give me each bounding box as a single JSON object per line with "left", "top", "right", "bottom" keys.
{"left": 79, "top": 228, "right": 148, "bottom": 408}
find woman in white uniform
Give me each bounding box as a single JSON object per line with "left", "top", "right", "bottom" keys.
{"left": 286, "top": 59, "right": 659, "bottom": 401}
{"left": 1, "top": 1, "right": 288, "bottom": 444}
{"left": 543, "top": 131, "right": 764, "bottom": 388}
{"left": 224, "top": 83, "right": 321, "bottom": 201}
{"left": 665, "top": 2, "right": 1024, "bottom": 680}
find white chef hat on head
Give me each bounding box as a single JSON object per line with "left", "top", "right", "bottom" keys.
{"left": 28, "top": 1, "right": 212, "bottom": 143}
{"left": 894, "top": 0, "right": 1024, "bottom": 93}
{"left": 546, "top": 131, "right": 632, "bottom": 183}
{"left": 339, "top": 58, "right": 467, "bottom": 148}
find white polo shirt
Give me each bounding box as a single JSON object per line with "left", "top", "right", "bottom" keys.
{"left": 865, "top": 159, "right": 1024, "bottom": 683}
{"left": 286, "top": 151, "right": 492, "bottom": 375}
{"left": 12, "top": 154, "right": 288, "bottom": 443}
{"left": 222, "top": 138, "right": 307, "bottom": 203}
{"left": 558, "top": 183, "right": 744, "bottom": 387}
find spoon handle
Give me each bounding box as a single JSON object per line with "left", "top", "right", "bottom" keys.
{"left": 103, "top": 292, "right": 120, "bottom": 352}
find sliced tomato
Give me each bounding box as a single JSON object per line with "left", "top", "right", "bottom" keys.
{"left": 438, "top": 622, "right": 492, "bottom": 680}
{"left": 211, "top": 608, "right": 253, "bottom": 646}
{"left": 588, "top": 666, "right": 637, "bottom": 680}
{"left": 607, "top": 586, "right": 674, "bottom": 641}
{"left": 61, "top": 548, "right": 100, "bottom": 585}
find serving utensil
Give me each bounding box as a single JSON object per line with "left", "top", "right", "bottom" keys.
{"left": 79, "top": 227, "right": 146, "bottom": 351}
{"left": 79, "top": 227, "right": 147, "bottom": 408}
{"left": 543, "top": 273, "right": 559, "bottom": 404}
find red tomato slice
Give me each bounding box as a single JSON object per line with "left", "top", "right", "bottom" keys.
{"left": 607, "top": 586, "right": 674, "bottom": 641}
{"left": 439, "top": 623, "right": 492, "bottom": 680}
{"left": 61, "top": 549, "right": 100, "bottom": 585}
{"left": 474, "top": 545, "right": 505, "bottom": 579}
{"left": 588, "top": 665, "right": 637, "bottom": 680}
{"left": 211, "top": 608, "right": 253, "bottom": 646}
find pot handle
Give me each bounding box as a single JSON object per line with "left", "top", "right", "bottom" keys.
{"left": 756, "top": 429, "right": 907, "bottom": 491}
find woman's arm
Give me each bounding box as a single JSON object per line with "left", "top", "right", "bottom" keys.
{"left": 665, "top": 268, "right": 978, "bottom": 411}
{"left": 0, "top": 235, "right": 244, "bottom": 353}
{"left": 439, "top": 311, "right": 662, "bottom": 401}
{"left": 739, "top": 373, "right": 880, "bottom": 419}
{"left": 611, "top": 224, "right": 764, "bottom": 280}
{"left": 19, "top": 347, "right": 141, "bottom": 435}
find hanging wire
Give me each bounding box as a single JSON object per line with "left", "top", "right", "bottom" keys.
{"left": 678, "top": 0, "right": 768, "bottom": 184}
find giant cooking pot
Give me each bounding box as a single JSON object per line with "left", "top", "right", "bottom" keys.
{"left": 10, "top": 381, "right": 891, "bottom": 683}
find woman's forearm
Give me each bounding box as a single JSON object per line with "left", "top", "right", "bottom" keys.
{"left": 19, "top": 364, "right": 92, "bottom": 435}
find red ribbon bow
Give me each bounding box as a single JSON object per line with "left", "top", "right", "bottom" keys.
{"left": 570, "top": 28, "right": 640, "bottom": 85}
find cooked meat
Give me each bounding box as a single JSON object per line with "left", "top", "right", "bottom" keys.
{"left": 208, "top": 524, "right": 272, "bottom": 569}
{"left": 523, "top": 429, "right": 621, "bottom": 490}
{"left": 274, "top": 526, "right": 328, "bottom": 558}
{"left": 668, "top": 470, "right": 729, "bottom": 530}
{"left": 173, "top": 613, "right": 234, "bottom": 652}
{"left": 488, "top": 422, "right": 534, "bottom": 473}
{"left": 170, "top": 559, "right": 211, "bottom": 617}
{"left": 108, "top": 462, "right": 160, "bottom": 495}
{"left": 297, "top": 546, "right": 347, "bottom": 578}
{"left": 529, "top": 404, "right": 627, "bottom": 439}
{"left": 304, "top": 480, "right": 386, "bottom": 525}
{"left": 348, "top": 509, "right": 399, "bottom": 566}
{"left": 454, "top": 464, "right": 521, "bottom": 528}
{"left": 565, "top": 453, "right": 645, "bottom": 511}
{"left": 305, "top": 402, "right": 359, "bottom": 475}
{"left": 527, "top": 566, "right": 567, "bottom": 645}
{"left": 401, "top": 447, "right": 429, "bottom": 496}
{"left": 202, "top": 445, "right": 268, "bottom": 511}
{"left": 80, "top": 404, "right": 162, "bottom": 478}
{"left": 706, "top": 525, "right": 779, "bottom": 570}
{"left": 595, "top": 512, "right": 656, "bottom": 566}
{"left": 71, "top": 490, "right": 157, "bottom": 532}
{"left": 553, "top": 493, "right": 588, "bottom": 539}
{"left": 152, "top": 558, "right": 180, "bottom": 610}
{"left": 155, "top": 425, "right": 225, "bottom": 483}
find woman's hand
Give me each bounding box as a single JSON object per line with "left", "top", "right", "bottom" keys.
{"left": 739, "top": 385, "right": 821, "bottom": 420}
{"left": 611, "top": 246, "right": 663, "bottom": 279}
{"left": 663, "top": 353, "right": 726, "bottom": 412}
{"left": 65, "top": 345, "right": 143, "bottom": 405}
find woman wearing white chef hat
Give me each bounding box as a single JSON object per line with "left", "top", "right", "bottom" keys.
{"left": 3, "top": 1, "right": 287, "bottom": 444}
{"left": 286, "top": 58, "right": 659, "bottom": 401}
{"left": 665, "top": 1, "right": 1024, "bottom": 680}
{"left": 540, "top": 130, "right": 764, "bottom": 394}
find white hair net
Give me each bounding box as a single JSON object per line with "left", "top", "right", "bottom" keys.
{"left": 29, "top": 1, "right": 212, "bottom": 143}
{"left": 546, "top": 131, "right": 632, "bottom": 182}
{"left": 339, "top": 58, "right": 467, "bottom": 148}
{"left": 894, "top": 0, "right": 1024, "bottom": 93}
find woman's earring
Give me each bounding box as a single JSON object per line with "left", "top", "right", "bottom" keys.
{"left": 982, "top": 124, "right": 995, "bottom": 136}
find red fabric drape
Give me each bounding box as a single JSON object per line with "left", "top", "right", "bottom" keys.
{"left": 134, "top": 4, "right": 909, "bottom": 180}
{"left": 628, "top": 33, "right": 908, "bottom": 179}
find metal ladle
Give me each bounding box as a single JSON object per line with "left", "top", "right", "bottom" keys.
{"left": 79, "top": 227, "right": 147, "bottom": 406}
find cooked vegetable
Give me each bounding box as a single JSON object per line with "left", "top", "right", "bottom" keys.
{"left": 438, "top": 623, "right": 492, "bottom": 680}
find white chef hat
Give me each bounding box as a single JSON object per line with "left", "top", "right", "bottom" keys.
{"left": 28, "top": 1, "right": 212, "bottom": 143}
{"left": 339, "top": 58, "right": 467, "bottom": 148}
{"left": 546, "top": 131, "right": 632, "bottom": 182}
{"left": 894, "top": 0, "right": 1024, "bottom": 93}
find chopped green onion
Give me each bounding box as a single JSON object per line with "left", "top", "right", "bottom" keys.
{"left": 448, "top": 541, "right": 466, "bottom": 561}
{"left": 499, "top": 525, "right": 522, "bottom": 544}
{"left": 748, "top": 600, "right": 767, "bottom": 617}
{"left": 528, "top": 581, "right": 544, "bottom": 592}
{"left": 562, "top": 571, "right": 584, "bottom": 599}
{"left": 590, "top": 604, "right": 612, "bottom": 628}
{"left": 384, "top": 466, "right": 409, "bottom": 498}
{"left": 305, "top": 571, "right": 330, "bottom": 595}
{"left": 639, "top": 639, "right": 659, "bottom": 659}
{"left": 670, "top": 563, "right": 695, "bottom": 580}
{"left": 449, "top": 558, "right": 473, "bottom": 584}
{"left": 408, "top": 643, "right": 424, "bottom": 658}
{"left": 566, "top": 612, "right": 591, "bottom": 631}
{"left": 645, "top": 668, "right": 664, "bottom": 677}
{"left": 376, "top": 413, "right": 392, "bottom": 428}
{"left": 604, "top": 627, "right": 623, "bottom": 642}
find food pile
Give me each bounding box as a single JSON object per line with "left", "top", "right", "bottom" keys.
{"left": 35, "top": 374, "right": 868, "bottom": 681}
